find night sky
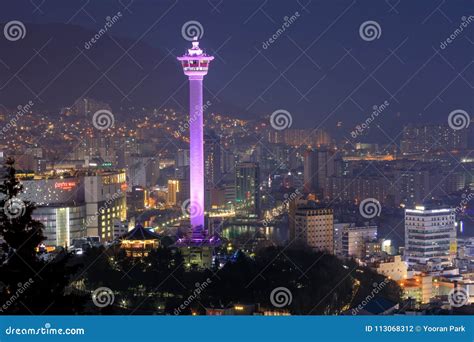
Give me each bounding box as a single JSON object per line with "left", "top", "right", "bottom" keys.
{"left": 1, "top": 0, "right": 472, "bottom": 141}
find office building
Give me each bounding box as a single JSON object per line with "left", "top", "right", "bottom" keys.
{"left": 129, "top": 185, "right": 146, "bottom": 212}
{"left": 21, "top": 178, "right": 86, "bottom": 247}
{"left": 334, "top": 223, "right": 377, "bottom": 259}
{"left": 84, "top": 171, "right": 127, "bottom": 241}
{"left": 235, "top": 162, "right": 261, "bottom": 218}
{"left": 176, "top": 149, "right": 190, "bottom": 167}
{"left": 204, "top": 131, "right": 222, "bottom": 188}
{"left": 400, "top": 124, "right": 468, "bottom": 155}
{"left": 303, "top": 148, "right": 335, "bottom": 197}
{"left": 376, "top": 255, "right": 408, "bottom": 281}
{"left": 404, "top": 206, "right": 456, "bottom": 267}
{"left": 326, "top": 176, "right": 389, "bottom": 204}
{"left": 32, "top": 205, "right": 86, "bottom": 248}
{"left": 267, "top": 128, "right": 331, "bottom": 147}
{"left": 167, "top": 179, "right": 180, "bottom": 206}
{"left": 291, "top": 199, "right": 334, "bottom": 253}
{"left": 393, "top": 169, "right": 430, "bottom": 207}
{"left": 128, "top": 156, "right": 160, "bottom": 187}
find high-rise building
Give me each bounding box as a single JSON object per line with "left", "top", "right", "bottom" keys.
{"left": 204, "top": 131, "right": 222, "bottom": 188}
{"left": 340, "top": 224, "right": 377, "bottom": 259}
{"left": 128, "top": 156, "right": 160, "bottom": 188}
{"left": 209, "top": 187, "right": 226, "bottom": 208}
{"left": 32, "top": 206, "right": 86, "bottom": 248}
{"left": 205, "top": 132, "right": 222, "bottom": 211}
{"left": 176, "top": 166, "right": 190, "bottom": 205}
{"left": 176, "top": 149, "right": 190, "bottom": 167}
{"left": 326, "top": 176, "right": 389, "bottom": 204}
{"left": 129, "top": 185, "right": 146, "bottom": 212}
{"left": 400, "top": 124, "right": 468, "bottom": 155}
{"left": 86, "top": 136, "right": 118, "bottom": 165}
{"left": 290, "top": 199, "right": 334, "bottom": 253}
{"left": 267, "top": 128, "right": 331, "bottom": 147}
{"left": 121, "top": 137, "right": 139, "bottom": 168}
{"left": 84, "top": 171, "right": 127, "bottom": 241}
{"left": 21, "top": 172, "right": 126, "bottom": 244}
{"left": 167, "top": 179, "right": 180, "bottom": 206}
{"left": 303, "top": 148, "right": 335, "bottom": 197}
{"left": 221, "top": 149, "right": 235, "bottom": 175}
{"left": 235, "top": 162, "right": 261, "bottom": 218}
{"left": 333, "top": 222, "right": 346, "bottom": 256}
{"left": 21, "top": 178, "right": 86, "bottom": 247}
{"left": 224, "top": 181, "right": 236, "bottom": 206}
{"left": 393, "top": 169, "right": 431, "bottom": 207}
{"left": 404, "top": 206, "right": 456, "bottom": 267}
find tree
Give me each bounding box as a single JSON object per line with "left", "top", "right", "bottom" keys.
{"left": 0, "top": 157, "right": 44, "bottom": 269}
{"left": 0, "top": 158, "right": 86, "bottom": 314}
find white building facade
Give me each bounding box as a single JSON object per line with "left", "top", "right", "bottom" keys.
{"left": 404, "top": 207, "right": 456, "bottom": 267}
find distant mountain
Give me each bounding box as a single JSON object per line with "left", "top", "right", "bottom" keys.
{"left": 0, "top": 23, "right": 187, "bottom": 113}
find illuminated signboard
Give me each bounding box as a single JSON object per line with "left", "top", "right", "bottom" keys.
{"left": 54, "top": 181, "right": 76, "bottom": 191}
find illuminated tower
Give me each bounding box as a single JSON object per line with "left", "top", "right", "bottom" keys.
{"left": 177, "top": 38, "right": 214, "bottom": 238}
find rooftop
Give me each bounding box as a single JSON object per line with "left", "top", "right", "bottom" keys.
{"left": 120, "top": 225, "right": 161, "bottom": 241}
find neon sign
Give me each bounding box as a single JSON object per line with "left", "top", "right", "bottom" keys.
{"left": 54, "top": 181, "right": 76, "bottom": 190}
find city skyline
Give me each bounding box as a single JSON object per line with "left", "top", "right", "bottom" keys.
{"left": 0, "top": 0, "right": 472, "bottom": 321}
{"left": 0, "top": 0, "right": 472, "bottom": 142}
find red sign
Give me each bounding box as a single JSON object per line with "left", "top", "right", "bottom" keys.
{"left": 54, "top": 181, "right": 76, "bottom": 190}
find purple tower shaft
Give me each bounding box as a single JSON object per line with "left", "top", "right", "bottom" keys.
{"left": 189, "top": 76, "right": 204, "bottom": 229}
{"left": 178, "top": 39, "right": 214, "bottom": 238}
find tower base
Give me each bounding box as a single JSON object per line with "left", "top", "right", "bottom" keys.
{"left": 179, "top": 245, "right": 213, "bottom": 270}
{"left": 174, "top": 225, "right": 221, "bottom": 270}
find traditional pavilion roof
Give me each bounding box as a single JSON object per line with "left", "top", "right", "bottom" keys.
{"left": 120, "top": 225, "right": 161, "bottom": 241}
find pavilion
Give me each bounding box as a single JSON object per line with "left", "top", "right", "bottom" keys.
{"left": 119, "top": 224, "right": 160, "bottom": 258}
